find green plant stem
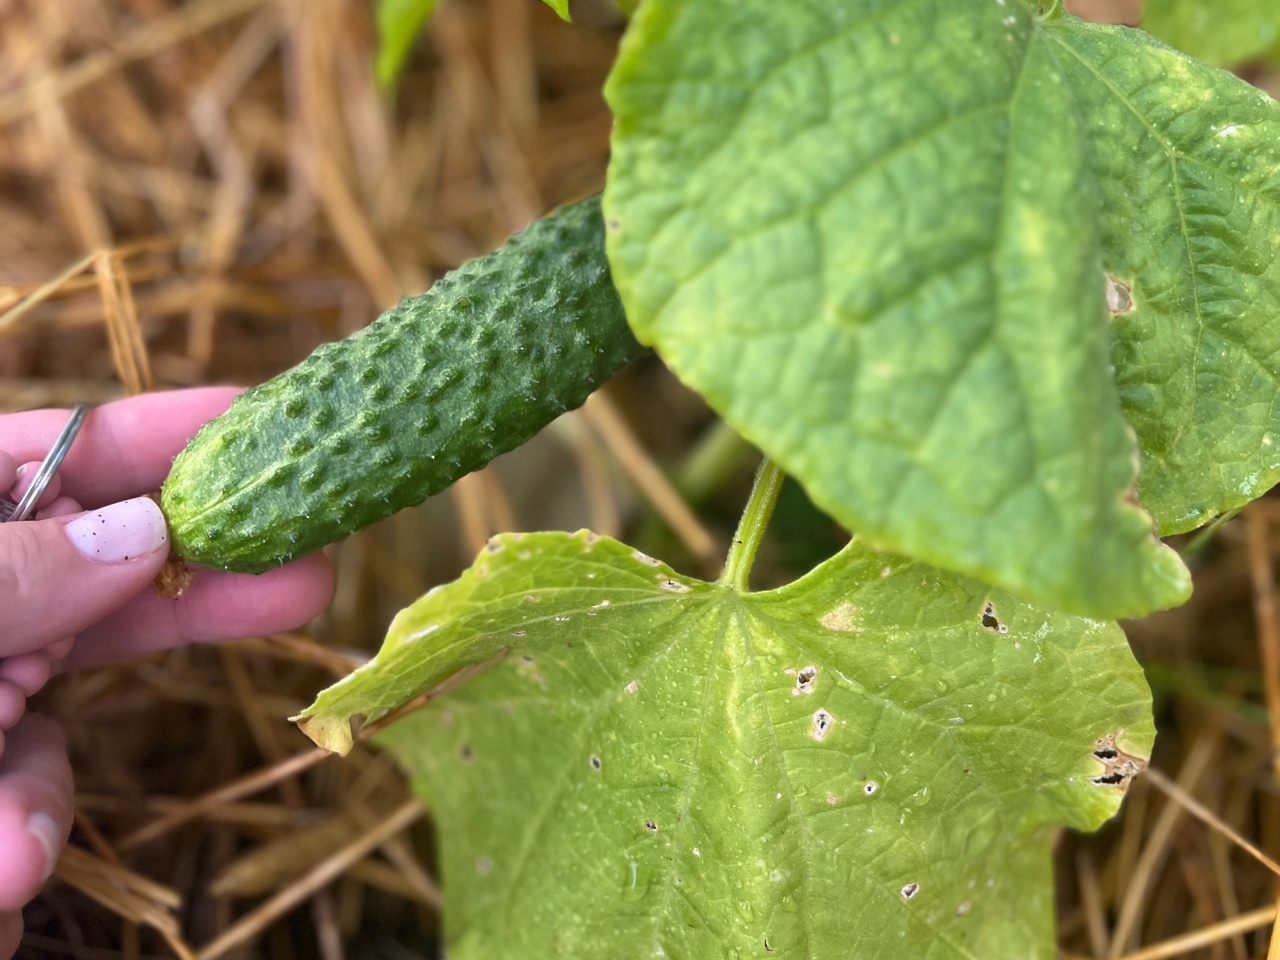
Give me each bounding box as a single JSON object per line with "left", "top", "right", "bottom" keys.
{"left": 718, "top": 458, "right": 785, "bottom": 592}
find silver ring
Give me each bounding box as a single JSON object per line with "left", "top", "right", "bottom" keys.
{"left": 3, "top": 404, "right": 89, "bottom": 523}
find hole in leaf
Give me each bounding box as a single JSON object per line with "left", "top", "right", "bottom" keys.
{"left": 644, "top": 819, "right": 658, "bottom": 832}
{"left": 981, "top": 601, "right": 1009, "bottom": 634}
{"left": 811, "top": 709, "right": 834, "bottom": 741}
{"left": 863, "top": 781, "right": 879, "bottom": 796}
{"left": 796, "top": 665, "right": 818, "bottom": 695}
{"left": 901, "top": 882, "right": 920, "bottom": 901}
{"left": 1106, "top": 275, "right": 1134, "bottom": 315}
{"left": 1089, "top": 731, "right": 1147, "bottom": 792}
{"left": 590, "top": 754, "right": 603, "bottom": 771}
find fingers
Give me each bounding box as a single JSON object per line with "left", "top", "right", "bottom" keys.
{"left": 0, "top": 499, "right": 170, "bottom": 658}
{"left": 1, "top": 655, "right": 53, "bottom": 696}
{"left": 68, "top": 552, "right": 336, "bottom": 669}
{"left": 0, "top": 687, "right": 21, "bottom": 730}
{"left": 36, "top": 497, "right": 82, "bottom": 520}
{"left": 0, "top": 388, "right": 242, "bottom": 509}
{"left": 0, "top": 715, "right": 74, "bottom": 912}
{"left": 10, "top": 464, "right": 61, "bottom": 511}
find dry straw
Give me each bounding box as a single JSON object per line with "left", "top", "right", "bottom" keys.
{"left": 5, "top": 0, "right": 1280, "bottom": 957}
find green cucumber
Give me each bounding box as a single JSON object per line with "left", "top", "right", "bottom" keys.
{"left": 162, "top": 195, "right": 644, "bottom": 573}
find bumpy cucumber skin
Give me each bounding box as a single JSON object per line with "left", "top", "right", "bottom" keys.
{"left": 162, "top": 196, "right": 643, "bottom": 573}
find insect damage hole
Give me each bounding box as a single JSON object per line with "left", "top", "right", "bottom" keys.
{"left": 1089, "top": 731, "right": 1147, "bottom": 792}
{"left": 1106, "top": 276, "right": 1134, "bottom": 315}
{"left": 981, "top": 600, "right": 1009, "bottom": 634}
{"left": 589, "top": 754, "right": 603, "bottom": 772}
{"left": 810, "top": 709, "right": 834, "bottom": 741}
{"left": 794, "top": 665, "right": 818, "bottom": 696}
{"left": 901, "top": 882, "right": 920, "bottom": 901}
{"left": 643, "top": 819, "right": 658, "bottom": 833}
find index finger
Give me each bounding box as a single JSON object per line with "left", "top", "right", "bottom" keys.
{"left": 0, "top": 388, "right": 243, "bottom": 508}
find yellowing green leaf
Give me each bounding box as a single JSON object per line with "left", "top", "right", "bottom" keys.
{"left": 1142, "top": 0, "right": 1280, "bottom": 66}
{"left": 603, "top": 0, "right": 1191, "bottom": 618}
{"left": 296, "top": 531, "right": 1153, "bottom": 958}
{"left": 1044, "top": 19, "right": 1280, "bottom": 533}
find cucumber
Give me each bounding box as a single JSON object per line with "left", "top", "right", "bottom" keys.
{"left": 162, "top": 195, "right": 644, "bottom": 573}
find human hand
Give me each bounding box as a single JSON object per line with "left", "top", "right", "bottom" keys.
{"left": 0, "top": 388, "right": 336, "bottom": 957}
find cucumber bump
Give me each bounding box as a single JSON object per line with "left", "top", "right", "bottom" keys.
{"left": 162, "top": 196, "right": 643, "bottom": 572}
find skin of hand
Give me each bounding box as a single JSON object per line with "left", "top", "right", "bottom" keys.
{"left": 0, "top": 389, "right": 336, "bottom": 957}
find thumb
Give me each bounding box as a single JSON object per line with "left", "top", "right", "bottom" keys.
{"left": 0, "top": 497, "right": 170, "bottom": 658}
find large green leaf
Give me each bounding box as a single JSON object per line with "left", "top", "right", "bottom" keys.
{"left": 603, "top": 0, "right": 1191, "bottom": 619}
{"left": 1142, "top": 0, "right": 1280, "bottom": 67}
{"left": 296, "top": 531, "right": 1153, "bottom": 959}
{"left": 1043, "top": 19, "right": 1280, "bottom": 533}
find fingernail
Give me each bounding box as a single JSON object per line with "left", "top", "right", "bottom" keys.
{"left": 64, "top": 497, "right": 168, "bottom": 564}
{"left": 26, "top": 810, "right": 59, "bottom": 882}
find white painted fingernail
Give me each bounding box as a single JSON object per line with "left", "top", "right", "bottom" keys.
{"left": 64, "top": 498, "right": 168, "bottom": 564}
{"left": 26, "top": 810, "right": 59, "bottom": 882}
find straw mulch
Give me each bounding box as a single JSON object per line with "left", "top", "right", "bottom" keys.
{"left": 1, "top": 1, "right": 1278, "bottom": 958}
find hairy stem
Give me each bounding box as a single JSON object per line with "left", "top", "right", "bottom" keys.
{"left": 719, "top": 458, "right": 785, "bottom": 592}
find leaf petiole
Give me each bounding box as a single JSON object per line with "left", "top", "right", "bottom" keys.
{"left": 718, "top": 457, "right": 785, "bottom": 592}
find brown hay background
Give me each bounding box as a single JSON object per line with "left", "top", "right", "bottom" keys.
{"left": 2, "top": 0, "right": 1279, "bottom": 957}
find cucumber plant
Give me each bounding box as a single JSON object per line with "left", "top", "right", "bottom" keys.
{"left": 175, "top": 0, "right": 1280, "bottom": 955}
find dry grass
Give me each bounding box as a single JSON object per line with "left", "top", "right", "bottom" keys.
{"left": 2, "top": 0, "right": 1279, "bottom": 957}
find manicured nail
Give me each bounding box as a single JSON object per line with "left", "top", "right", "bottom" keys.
{"left": 64, "top": 497, "right": 168, "bottom": 564}
{"left": 26, "top": 810, "right": 59, "bottom": 882}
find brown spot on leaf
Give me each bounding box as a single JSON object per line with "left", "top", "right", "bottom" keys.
{"left": 1106, "top": 276, "right": 1134, "bottom": 315}
{"left": 811, "top": 709, "right": 834, "bottom": 741}
{"left": 1090, "top": 731, "right": 1147, "bottom": 792}
{"left": 820, "top": 602, "right": 859, "bottom": 632}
